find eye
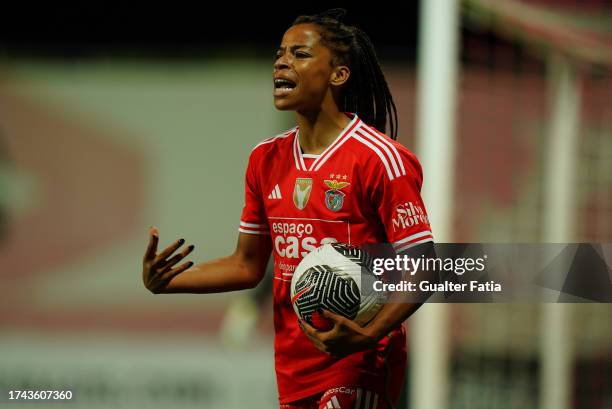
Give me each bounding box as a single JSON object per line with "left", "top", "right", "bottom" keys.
{"left": 274, "top": 50, "right": 283, "bottom": 61}
{"left": 295, "top": 51, "right": 310, "bottom": 58}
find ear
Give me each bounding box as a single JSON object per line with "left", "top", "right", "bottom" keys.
{"left": 330, "top": 65, "right": 350, "bottom": 87}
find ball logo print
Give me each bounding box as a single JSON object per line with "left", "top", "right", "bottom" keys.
{"left": 290, "top": 243, "right": 384, "bottom": 330}
{"left": 292, "top": 265, "right": 361, "bottom": 328}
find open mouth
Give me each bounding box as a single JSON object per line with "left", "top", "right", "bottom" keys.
{"left": 274, "top": 78, "right": 297, "bottom": 91}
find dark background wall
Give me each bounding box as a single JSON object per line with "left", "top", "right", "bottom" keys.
{"left": 0, "top": 4, "right": 420, "bottom": 60}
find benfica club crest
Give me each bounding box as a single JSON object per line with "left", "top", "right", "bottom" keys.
{"left": 293, "top": 178, "right": 313, "bottom": 210}
{"left": 324, "top": 179, "right": 350, "bottom": 212}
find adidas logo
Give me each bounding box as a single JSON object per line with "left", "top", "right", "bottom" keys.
{"left": 268, "top": 184, "right": 282, "bottom": 200}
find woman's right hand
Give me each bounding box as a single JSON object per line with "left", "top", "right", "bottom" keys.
{"left": 142, "top": 226, "right": 195, "bottom": 294}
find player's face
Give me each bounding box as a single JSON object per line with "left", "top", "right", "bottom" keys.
{"left": 273, "top": 24, "right": 337, "bottom": 112}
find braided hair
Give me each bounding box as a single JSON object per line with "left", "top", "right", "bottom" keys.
{"left": 292, "top": 8, "right": 399, "bottom": 140}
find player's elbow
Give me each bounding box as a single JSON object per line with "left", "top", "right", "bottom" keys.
{"left": 243, "top": 270, "right": 264, "bottom": 289}
{"left": 234, "top": 254, "right": 267, "bottom": 290}
{"left": 244, "top": 278, "right": 259, "bottom": 289}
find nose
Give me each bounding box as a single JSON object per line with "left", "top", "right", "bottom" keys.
{"left": 274, "top": 53, "right": 291, "bottom": 70}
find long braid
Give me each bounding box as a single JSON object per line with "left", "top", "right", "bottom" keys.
{"left": 293, "top": 8, "right": 399, "bottom": 140}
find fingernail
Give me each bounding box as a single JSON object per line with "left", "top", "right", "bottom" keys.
{"left": 317, "top": 308, "right": 324, "bottom": 314}
{"left": 188, "top": 245, "right": 195, "bottom": 251}
{"left": 188, "top": 262, "right": 194, "bottom": 267}
{"left": 179, "top": 239, "right": 185, "bottom": 245}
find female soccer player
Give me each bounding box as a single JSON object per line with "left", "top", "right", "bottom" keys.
{"left": 142, "top": 9, "right": 434, "bottom": 409}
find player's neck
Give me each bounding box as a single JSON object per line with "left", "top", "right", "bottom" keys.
{"left": 296, "top": 108, "right": 351, "bottom": 155}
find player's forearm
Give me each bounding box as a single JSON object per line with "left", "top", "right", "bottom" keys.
{"left": 364, "top": 300, "right": 422, "bottom": 342}
{"left": 164, "top": 255, "right": 260, "bottom": 294}
{"left": 365, "top": 242, "right": 437, "bottom": 341}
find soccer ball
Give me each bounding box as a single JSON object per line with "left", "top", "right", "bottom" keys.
{"left": 290, "top": 243, "right": 384, "bottom": 330}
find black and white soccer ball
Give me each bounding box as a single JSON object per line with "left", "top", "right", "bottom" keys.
{"left": 290, "top": 243, "right": 384, "bottom": 330}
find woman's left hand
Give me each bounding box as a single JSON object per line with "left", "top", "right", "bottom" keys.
{"left": 298, "top": 310, "right": 378, "bottom": 358}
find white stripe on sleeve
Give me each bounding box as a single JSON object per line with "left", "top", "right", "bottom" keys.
{"left": 356, "top": 129, "right": 401, "bottom": 177}
{"left": 363, "top": 124, "right": 406, "bottom": 176}
{"left": 394, "top": 236, "right": 434, "bottom": 253}
{"left": 393, "top": 230, "right": 434, "bottom": 247}
{"left": 238, "top": 228, "right": 270, "bottom": 235}
{"left": 252, "top": 128, "right": 294, "bottom": 151}
{"left": 240, "top": 221, "right": 267, "bottom": 228}
{"left": 352, "top": 134, "right": 395, "bottom": 180}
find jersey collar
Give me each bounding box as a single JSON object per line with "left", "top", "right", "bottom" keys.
{"left": 293, "top": 113, "right": 362, "bottom": 172}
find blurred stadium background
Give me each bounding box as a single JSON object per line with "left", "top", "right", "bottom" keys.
{"left": 0, "top": 1, "right": 610, "bottom": 408}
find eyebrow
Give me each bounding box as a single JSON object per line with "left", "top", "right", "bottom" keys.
{"left": 277, "top": 45, "right": 311, "bottom": 52}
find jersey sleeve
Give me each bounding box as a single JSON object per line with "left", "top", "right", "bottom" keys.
{"left": 238, "top": 150, "right": 269, "bottom": 235}
{"left": 368, "top": 145, "right": 434, "bottom": 253}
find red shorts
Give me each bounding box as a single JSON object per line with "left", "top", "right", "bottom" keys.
{"left": 280, "top": 385, "right": 401, "bottom": 409}
{"left": 279, "top": 328, "right": 407, "bottom": 409}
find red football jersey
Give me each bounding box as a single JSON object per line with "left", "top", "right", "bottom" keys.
{"left": 239, "top": 114, "right": 433, "bottom": 404}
